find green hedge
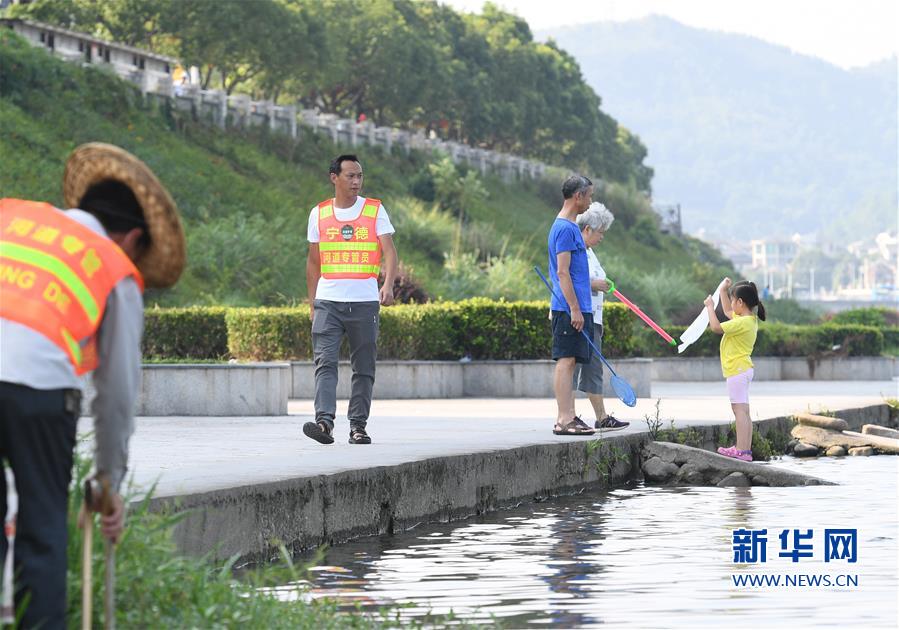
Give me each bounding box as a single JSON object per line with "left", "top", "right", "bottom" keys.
{"left": 144, "top": 298, "right": 636, "bottom": 361}
{"left": 634, "top": 322, "right": 884, "bottom": 358}
{"left": 759, "top": 323, "right": 883, "bottom": 357}
{"left": 829, "top": 306, "right": 897, "bottom": 328}
{"left": 223, "top": 304, "right": 465, "bottom": 361}
{"left": 883, "top": 327, "right": 899, "bottom": 353}
{"left": 378, "top": 302, "right": 462, "bottom": 360}
{"left": 222, "top": 300, "right": 634, "bottom": 361}
{"left": 450, "top": 298, "right": 634, "bottom": 359}
{"left": 224, "top": 307, "right": 310, "bottom": 362}
{"left": 143, "top": 307, "right": 228, "bottom": 360}
{"left": 141, "top": 302, "right": 885, "bottom": 361}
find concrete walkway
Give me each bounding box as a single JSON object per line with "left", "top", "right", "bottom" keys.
{"left": 79, "top": 380, "right": 895, "bottom": 499}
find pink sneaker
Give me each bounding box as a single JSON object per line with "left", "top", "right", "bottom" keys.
{"left": 717, "top": 446, "right": 753, "bottom": 462}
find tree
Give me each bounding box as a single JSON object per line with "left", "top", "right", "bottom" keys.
{"left": 429, "top": 156, "right": 488, "bottom": 219}
{"left": 165, "top": 0, "right": 316, "bottom": 96}
{"left": 10, "top": 0, "right": 654, "bottom": 190}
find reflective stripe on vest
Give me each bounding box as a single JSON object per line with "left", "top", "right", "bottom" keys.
{"left": 318, "top": 241, "right": 378, "bottom": 252}
{"left": 0, "top": 241, "right": 101, "bottom": 323}
{"left": 320, "top": 264, "right": 381, "bottom": 275}
{"left": 0, "top": 198, "right": 144, "bottom": 375}
{"left": 317, "top": 197, "right": 382, "bottom": 280}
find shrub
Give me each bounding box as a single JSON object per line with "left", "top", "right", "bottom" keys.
{"left": 529, "top": 174, "right": 563, "bottom": 207}
{"left": 387, "top": 197, "right": 457, "bottom": 266}
{"left": 829, "top": 306, "right": 898, "bottom": 327}
{"left": 143, "top": 307, "right": 229, "bottom": 359}
{"left": 222, "top": 300, "right": 634, "bottom": 361}
{"left": 452, "top": 299, "right": 634, "bottom": 360}
{"left": 174, "top": 212, "right": 307, "bottom": 306}
{"left": 750, "top": 429, "right": 774, "bottom": 461}
{"left": 630, "top": 214, "right": 662, "bottom": 248}
{"left": 378, "top": 302, "right": 461, "bottom": 359}
{"left": 381, "top": 264, "right": 430, "bottom": 304}
{"left": 454, "top": 298, "right": 549, "bottom": 359}
{"left": 600, "top": 302, "right": 637, "bottom": 357}
{"left": 882, "top": 327, "right": 899, "bottom": 356}
{"left": 62, "top": 455, "right": 431, "bottom": 628}
{"left": 226, "top": 305, "right": 462, "bottom": 361}
{"left": 480, "top": 256, "right": 546, "bottom": 302}
{"left": 429, "top": 155, "right": 488, "bottom": 218}
{"left": 621, "top": 267, "right": 706, "bottom": 326}
{"left": 763, "top": 298, "right": 821, "bottom": 325}
{"left": 408, "top": 167, "right": 436, "bottom": 202}
{"left": 638, "top": 322, "right": 884, "bottom": 358}
{"left": 597, "top": 181, "right": 652, "bottom": 230}
{"left": 755, "top": 323, "right": 883, "bottom": 357}
{"left": 436, "top": 251, "right": 487, "bottom": 300}
{"left": 142, "top": 303, "right": 885, "bottom": 361}
{"left": 226, "top": 307, "right": 311, "bottom": 361}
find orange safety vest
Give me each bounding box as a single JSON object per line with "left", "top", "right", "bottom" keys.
{"left": 0, "top": 198, "right": 144, "bottom": 375}
{"left": 317, "top": 197, "right": 382, "bottom": 279}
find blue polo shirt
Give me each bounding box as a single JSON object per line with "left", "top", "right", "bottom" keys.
{"left": 548, "top": 218, "right": 592, "bottom": 313}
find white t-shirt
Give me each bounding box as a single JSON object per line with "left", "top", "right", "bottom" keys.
{"left": 586, "top": 247, "right": 606, "bottom": 325}
{"left": 307, "top": 196, "right": 395, "bottom": 302}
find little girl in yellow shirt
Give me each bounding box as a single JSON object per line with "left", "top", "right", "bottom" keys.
{"left": 704, "top": 279, "right": 767, "bottom": 461}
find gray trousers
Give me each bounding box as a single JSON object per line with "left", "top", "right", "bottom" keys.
{"left": 311, "top": 300, "right": 379, "bottom": 430}
{"left": 574, "top": 323, "right": 604, "bottom": 395}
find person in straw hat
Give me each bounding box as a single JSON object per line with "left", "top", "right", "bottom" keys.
{"left": 0, "top": 143, "right": 184, "bottom": 628}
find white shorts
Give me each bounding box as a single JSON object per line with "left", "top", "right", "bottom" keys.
{"left": 726, "top": 368, "right": 754, "bottom": 404}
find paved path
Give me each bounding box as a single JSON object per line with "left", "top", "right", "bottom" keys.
{"left": 77, "top": 380, "right": 895, "bottom": 499}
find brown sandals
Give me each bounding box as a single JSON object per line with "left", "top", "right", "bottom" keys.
{"left": 553, "top": 416, "right": 595, "bottom": 436}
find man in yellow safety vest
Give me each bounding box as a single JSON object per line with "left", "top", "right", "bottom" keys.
{"left": 303, "top": 154, "right": 398, "bottom": 446}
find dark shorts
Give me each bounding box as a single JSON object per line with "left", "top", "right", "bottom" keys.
{"left": 551, "top": 310, "right": 594, "bottom": 364}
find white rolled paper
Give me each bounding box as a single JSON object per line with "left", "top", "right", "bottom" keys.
{"left": 678, "top": 278, "right": 728, "bottom": 353}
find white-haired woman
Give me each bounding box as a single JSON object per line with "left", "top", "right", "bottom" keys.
{"left": 573, "top": 203, "right": 629, "bottom": 431}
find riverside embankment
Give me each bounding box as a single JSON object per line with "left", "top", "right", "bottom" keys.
{"left": 77, "top": 380, "right": 896, "bottom": 564}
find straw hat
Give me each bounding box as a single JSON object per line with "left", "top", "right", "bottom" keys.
{"left": 63, "top": 143, "right": 185, "bottom": 289}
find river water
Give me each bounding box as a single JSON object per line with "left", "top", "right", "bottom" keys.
{"left": 288, "top": 456, "right": 898, "bottom": 628}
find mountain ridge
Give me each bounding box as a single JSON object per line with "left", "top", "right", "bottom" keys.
{"left": 540, "top": 15, "right": 898, "bottom": 241}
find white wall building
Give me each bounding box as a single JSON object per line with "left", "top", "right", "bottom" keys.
{"left": 1, "top": 17, "right": 175, "bottom": 95}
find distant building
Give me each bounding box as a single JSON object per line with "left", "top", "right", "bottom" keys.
{"left": 711, "top": 239, "right": 751, "bottom": 269}
{"left": 856, "top": 231, "right": 898, "bottom": 295}
{"left": 1, "top": 17, "right": 175, "bottom": 95}
{"left": 652, "top": 203, "right": 682, "bottom": 236}
{"left": 874, "top": 231, "right": 898, "bottom": 264}
{"left": 750, "top": 238, "right": 798, "bottom": 270}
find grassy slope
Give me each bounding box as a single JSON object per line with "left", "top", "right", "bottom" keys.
{"left": 0, "top": 30, "right": 731, "bottom": 311}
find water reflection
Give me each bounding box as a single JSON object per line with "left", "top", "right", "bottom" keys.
{"left": 540, "top": 507, "right": 609, "bottom": 627}
{"left": 291, "top": 457, "right": 898, "bottom": 628}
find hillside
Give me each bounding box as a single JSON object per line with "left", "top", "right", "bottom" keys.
{"left": 0, "top": 29, "right": 733, "bottom": 323}
{"left": 6, "top": 0, "right": 653, "bottom": 189}
{"left": 541, "top": 16, "right": 898, "bottom": 241}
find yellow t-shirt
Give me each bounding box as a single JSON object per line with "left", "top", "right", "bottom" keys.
{"left": 719, "top": 313, "right": 758, "bottom": 377}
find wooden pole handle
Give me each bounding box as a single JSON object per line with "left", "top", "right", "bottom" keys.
{"left": 81, "top": 505, "right": 92, "bottom": 630}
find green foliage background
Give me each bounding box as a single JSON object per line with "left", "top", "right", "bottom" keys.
{"left": 0, "top": 28, "right": 734, "bottom": 315}
{"left": 7, "top": 0, "right": 653, "bottom": 186}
